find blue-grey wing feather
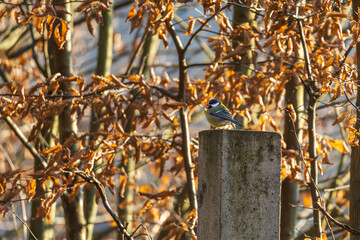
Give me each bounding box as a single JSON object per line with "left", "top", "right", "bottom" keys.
{"left": 210, "top": 110, "right": 243, "bottom": 127}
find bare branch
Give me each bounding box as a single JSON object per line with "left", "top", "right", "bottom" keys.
{"left": 183, "top": 5, "right": 227, "bottom": 53}
{"left": 62, "top": 169, "right": 138, "bottom": 240}
{"left": 130, "top": 224, "right": 152, "bottom": 240}
{"left": 285, "top": 108, "right": 333, "bottom": 238}
{"left": 315, "top": 202, "right": 360, "bottom": 235}
{"left": 125, "top": 29, "right": 149, "bottom": 75}
{"left": 4, "top": 116, "right": 48, "bottom": 168}
{"left": 165, "top": 21, "right": 187, "bottom": 100}
{"left": 295, "top": 2, "right": 322, "bottom": 237}
{"left": 226, "top": 2, "right": 265, "bottom": 16}
{"left": 12, "top": 211, "right": 38, "bottom": 240}
{"left": 335, "top": 45, "right": 354, "bottom": 77}
{"left": 0, "top": 67, "right": 48, "bottom": 169}
{"left": 149, "top": 84, "right": 179, "bottom": 101}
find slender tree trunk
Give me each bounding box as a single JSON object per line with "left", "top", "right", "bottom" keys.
{"left": 281, "top": 79, "right": 304, "bottom": 240}
{"left": 48, "top": 1, "right": 86, "bottom": 239}
{"left": 85, "top": 4, "right": 114, "bottom": 240}
{"left": 232, "top": 0, "right": 257, "bottom": 75}
{"left": 30, "top": 122, "right": 57, "bottom": 240}
{"left": 139, "top": 30, "right": 160, "bottom": 76}
{"left": 166, "top": 20, "right": 197, "bottom": 235}
{"left": 118, "top": 29, "right": 159, "bottom": 240}
{"left": 27, "top": 0, "right": 56, "bottom": 234}
{"left": 295, "top": 0, "right": 321, "bottom": 236}
{"left": 117, "top": 119, "right": 135, "bottom": 240}
{"left": 232, "top": 0, "right": 257, "bottom": 126}
{"left": 350, "top": 1, "right": 360, "bottom": 239}
{"left": 308, "top": 95, "right": 321, "bottom": 237}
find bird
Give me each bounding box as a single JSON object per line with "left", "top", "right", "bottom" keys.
{"left": 205, "top": 98, "right": 243, "bottom": 128}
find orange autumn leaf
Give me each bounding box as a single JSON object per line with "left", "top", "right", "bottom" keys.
{"left": 128, "top": 75, "right": 141, "bottom": 83}
{"left": 141, "top": 112, "right": 159, "bottom": 129}
{"left": 54, "top": 19, "right": 70, "bottom": 49}
{"left": 332, "top": 111, "right": 350, "bottom": 126}
{"left": 328, "top": 139, "right": 350, "bottom": 153}
{"left": 26, "top": 179, "right": 37, "bottom": 202}
{"left": 303, "top": 192, "right": 312, "bottom": 208}
{"left": 136, "top": 200, "right": 152, "bottom": 216}
{"left": 186, "top": 16, "right": 195, "bottom": 36}
{"left": 119, "top": 174, "right": 127, "bottom": 198}
{"left": 0, "top": 177, "right": 6, "bottom": 195}
{"left": 40, "top": 144, "right": 62, "bottom": 156}
{"left": 322, "top": 233, "right": 328, "bottom": 240}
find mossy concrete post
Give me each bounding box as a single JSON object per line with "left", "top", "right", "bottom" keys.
{"left": 198, "top": 130, "right": 281, "bottom": 239}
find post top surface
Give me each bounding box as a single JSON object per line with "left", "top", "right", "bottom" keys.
{"left": 199, "top": 129, "right": 282, "bottom": 139}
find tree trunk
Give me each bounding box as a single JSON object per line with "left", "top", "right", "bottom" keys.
{"left": 118, "top": 29, "right": 159, "bottom": 240}
{"left": 281, "top": 78, "right": 304, "bottom": 240}
{"left": 350, "top": 1, "right": 360, "bottom": 239}
{"left": 85, "top": 4, "right": 114, "bottom": 240}
{"left": 48, "top": 1, "right": 86, "bottom": 239}
{"left": 232, "top": 0, "right": 257, "bottom": 75}
{"left": 232, "top": 0, "right": 257, "bottom": 127}
{"left": 29, "top": 121, "right": 57, "bottom": 240}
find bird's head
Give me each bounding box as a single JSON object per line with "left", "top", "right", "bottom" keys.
{"left": 207, "top": 98, "right": 221, "bottom": 109}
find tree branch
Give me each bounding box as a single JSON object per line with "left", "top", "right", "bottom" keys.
{"left": 285, "top": 109, "right": 334, "bottom": 239}
{"left": 0, "top": 67, "right": 48, "bottom": 169}
{"left": 3, "top": 116, "right": 48, "bottom": 169}
{"left": 13, "top": 211, "right": 38, "bottom": 240}
{"left": 125, "top": 29, "right": 149, "bottom": 75}
{"left": 149, "top": 84, "right": 179, "bottom": 101}
{"left": 296, "top": 3, "right": 321, "bottom": 236}
{"left": 183, "top": 5, "right": 227, "bottom": 53}
{"left": 165, "top": 19, "right": 198, "bottom": 235}
{"left": 315, "top": 202, "right": 360, "bottom": 235}
{"left": 62, "top": 169, "right": 137, "bottom": 240}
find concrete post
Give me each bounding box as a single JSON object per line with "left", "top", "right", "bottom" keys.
{"left": 198, "top": 130, "right": 281, "bottom": 240}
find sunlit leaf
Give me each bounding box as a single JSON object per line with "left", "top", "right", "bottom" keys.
{"left": 141, "top": 112, "right": 158, "bottom": 129}
{"left": 332, "top": 111, "right": 350, "bottom": 126}
{"left": 26, "top": 179, "right": 36, "bottom": 202}
{"left": 186, "top": 16, "right": 195, "bottom": 36}
{"left": 328, "top": 139, "right": 350, "bottom": 154}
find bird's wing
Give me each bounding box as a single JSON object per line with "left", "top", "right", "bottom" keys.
{"left": 210, "top": 110, "right": 243, "bottom": 127}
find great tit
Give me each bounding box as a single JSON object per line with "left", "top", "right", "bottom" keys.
{"left": 205, "top": 98, "right": 242, "bottom": 128}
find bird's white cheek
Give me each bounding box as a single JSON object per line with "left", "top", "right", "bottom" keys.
{"left": 211, "top": 102, "right": 220, "bottom": 107}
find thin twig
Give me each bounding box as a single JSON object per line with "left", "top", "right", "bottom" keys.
{"left": 0, "top": 143, "right": 16, "bottom": 170}
{"left": 173, "top": 13, "right": 214, "bottom": 61}
{"left": 149, "top": 84, "right": 178, "bottom": 100}
{"left": 165, "top": 17, "right": 198, "bottom": 237}
{"left": 0, "top": 67, "right": 48, "bottom": 168}
{"left": 25, "top": 0, "right": 46, "bottom": 77}
{"left": 4, "top": 116, "right": 48, "bottom": 168}
{"left": 341, "top": 70, "right": 360, "bottom": 114}
{"left": 226, "top": 2, "right": 265, "bottom": 16}
{"left": 295, "top": 2, "right": 323, "bottom": 237}
{"left": 125, "top": 29, "right": 149, "bottom": 75}
{"left": 324, "top": 185, "right": 350, "bottom": 193}
{"left": 286, "top": 108, "right": 334, "bottom": 238}
{"left": 183, "top": 5, "right": 228, "bottom": 53}
{"left": 61, "top": 169, "right": 139, "bottom": 240}
{"left": 13, "top": 211, "right": 38, "bottom": 240}
{"left": 334, "top": 45, "right": 354, "bottom": 77}
{"left": 315, "top": 202, "right": 360, "bottom": 235}
{"left": 130, "top": 224, "right": 152, "bottom": 240}
{"left": 343, "top": 89, "right": 360, "bottom": 113}
{"left": 317, "top": 98, "right": 354, "bottom": 110}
